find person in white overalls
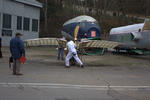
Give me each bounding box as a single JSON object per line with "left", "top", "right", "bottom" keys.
{"left": 65, "top": 39, "right": 84, "bottom": 68}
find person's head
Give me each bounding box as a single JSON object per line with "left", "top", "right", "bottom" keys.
{"left": 15, "top": 33, "right": 22, "bottom": 38}
{"left": 84, "top": 33, "right": 87, "bottom": 38}
{"left": 138, "top": 29, "right": 141, "bottom": 32}
{"left": 66, "top": 37, "right": 71, "bottom": 42}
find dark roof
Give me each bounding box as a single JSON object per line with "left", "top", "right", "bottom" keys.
{"left": 12, "top": 0, "right": 42, "bottom": 8}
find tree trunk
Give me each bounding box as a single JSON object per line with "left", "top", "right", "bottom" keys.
{"left": 44, "top": 0, "right": 48, "bottom": 33}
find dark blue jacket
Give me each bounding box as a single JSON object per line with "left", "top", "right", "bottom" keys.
{"left": 10, "top": 37, "right": 25, "bottom": 59}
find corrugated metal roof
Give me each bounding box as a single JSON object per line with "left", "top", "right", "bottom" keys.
{"left": 12, "top": 0, "right": 42, "bottom": 8}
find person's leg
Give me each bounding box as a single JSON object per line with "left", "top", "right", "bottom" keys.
{"left": 57, "top": 48, "right": 61, "bottom": 60}
{"left": 13, "top": 59, "right": 17, "bottom": 74}
{"left": 16, "top": 59, "right": 21, "bottom": 74}
{"left": 61, "top": 49, "right": 64, "bottom": 60}
{"left": 0, "top": 48, "right": 2, "bottom": 58}
{"left": 65, "top": 52, "right": 72, "bottom": 67}
{"left": 73, "top": 54, "right": 83, "bottom": 66}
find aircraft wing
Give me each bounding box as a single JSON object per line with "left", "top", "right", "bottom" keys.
{"left": 25, "top": 38, "right": 121, "bottom": 49}
{"left": 79, "top": 40, "right": 122, "bottom": 49}
{"left": 142, "top": 19, "right": 150, "bottom": 31}
{"left": 24, "top": 38, "right": 66, "bottom": 47}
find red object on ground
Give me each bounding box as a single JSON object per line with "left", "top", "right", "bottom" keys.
{"left": 20, "top": 56, "right": 26, "bottom": 64}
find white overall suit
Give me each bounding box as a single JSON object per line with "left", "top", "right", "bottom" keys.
{"left": 65, "top": 40, "right": 83, "bottom": 67}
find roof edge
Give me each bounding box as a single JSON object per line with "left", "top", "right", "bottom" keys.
{"left": 13, "top": 0, "right": 43, "bottom": 8}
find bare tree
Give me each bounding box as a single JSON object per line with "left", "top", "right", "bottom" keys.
{"left": 44, "top": 0, "right": 48, "bottom": 33}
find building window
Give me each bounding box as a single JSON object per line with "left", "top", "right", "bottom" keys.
{"left": 23, "top": 17, "right": 30, "bottom": 31}
{"left": 32, "top": 19, "right": 38, "bottom": 32}
{"left": 2, "top": 29, "right": 12, "bottom": 36}
{"left": 3, "top": 14, "right": 11, "bottom": 29}
{"left": 17, "top": 16, "right": 22, "bottom": 30}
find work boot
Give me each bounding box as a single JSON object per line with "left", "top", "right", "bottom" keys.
{"left": 61, "top": 58, "right": 64, "bottom": 61}
{"left": 80, "top": 65, "right": 84, "bottom": 68}
{"left": 15, "top": 73, "right": 23, "bottom": 76}
{"left": 12, "top": 72, "right": 16, "bottom": 75}
{"left": 65, "top": 66, "right": 70, "bottom": 68}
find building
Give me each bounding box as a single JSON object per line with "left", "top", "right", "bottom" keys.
{"left": 0, "top": 0, "right": 42, "bottom": 46}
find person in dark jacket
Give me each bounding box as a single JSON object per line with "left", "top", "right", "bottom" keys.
{"left": 0, "top": 37, "right": 2, "bottom": 58}
{"left": 10, "top": 33, "right": 25, "bottom": 75}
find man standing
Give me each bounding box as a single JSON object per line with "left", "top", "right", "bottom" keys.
{"left": 57, "top": 37, "right": 65, "bottom": 60}
{"left": 0, "top": 37, "right": 2, "bottom": 58}
{"left": 10, "top": 33, "right": 25, "bottom": 75}
{"left": 65, "top": 38, "right": 84, "bottom": 68}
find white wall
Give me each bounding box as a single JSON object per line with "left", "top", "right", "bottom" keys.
{"left": 0, "top": 0, "right": 2, "bottom": 11}
{"left": 0, "top": 0, "right": 41, "bottom": 46}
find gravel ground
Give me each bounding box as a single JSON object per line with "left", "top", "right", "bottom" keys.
{"left": 1, "top": 47, "right": 150, "bottom": 100}
{"left": 1, "top": 46, "right": 150, "bottom": 67}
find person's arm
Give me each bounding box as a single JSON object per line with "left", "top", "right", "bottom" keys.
{"left": 19, "top": 40, "right": 25, "bottom": 57}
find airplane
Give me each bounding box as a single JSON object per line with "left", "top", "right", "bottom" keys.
{"left": 23, "top": 16, "right": 150, "bottom": 68}
{"left": 109, "top": 19, "right": 150, "bottom": 54}
{"left": 25, "top": 15, "right": 121, "bottom": 55}
{"left": 61, "top": 15, "right": 101, "bottom": 41}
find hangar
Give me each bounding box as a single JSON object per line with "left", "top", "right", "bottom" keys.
{"left": 0, "top": 0, "right": 42, "bottom": 46}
